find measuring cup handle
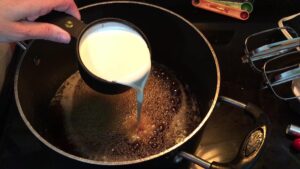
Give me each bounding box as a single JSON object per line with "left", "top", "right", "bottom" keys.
{"left": 45, "top": 12, "right": 86, "bottom": 39}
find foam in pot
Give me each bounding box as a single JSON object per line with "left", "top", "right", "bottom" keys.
{"left": 48, "top": 63, "right": 202, "bottom": 162}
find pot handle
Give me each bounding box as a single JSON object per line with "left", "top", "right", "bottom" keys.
{"left": 16, "top": 41, "right": 29, "bottom": 50}
{"left": 177, "top": 96, "right": 270, "bottom": 169}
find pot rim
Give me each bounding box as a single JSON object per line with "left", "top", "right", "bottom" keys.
{"left": 14, "top": 0, "right": 221, "bottom": 166}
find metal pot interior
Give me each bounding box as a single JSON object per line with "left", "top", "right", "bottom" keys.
{"left": 15, "top": 1, "right": 220, "bottom": 165}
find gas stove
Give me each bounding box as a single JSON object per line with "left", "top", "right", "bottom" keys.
{"left": 1, "top": 0, "right": 300, "bottom": 169}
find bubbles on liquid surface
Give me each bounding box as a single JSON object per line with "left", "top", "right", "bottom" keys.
{"left": 48, "top": 63, "right": 201, "bottom": 162}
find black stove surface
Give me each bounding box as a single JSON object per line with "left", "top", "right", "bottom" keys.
{"left": 1, "top": 0, "right": 300, "bottom": 169}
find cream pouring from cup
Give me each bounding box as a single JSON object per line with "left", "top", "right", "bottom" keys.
{"left": 53, "top": 14, "right": 152, "bottom": 122}
{"left": 78, "top": 21, "right": 151, "bottom": 122}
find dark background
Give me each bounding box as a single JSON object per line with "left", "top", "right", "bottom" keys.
{"left": 1, "top": 0, "right": 300, "bottom": 169}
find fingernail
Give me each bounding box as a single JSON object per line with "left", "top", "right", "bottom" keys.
{"left": 59, "top": 33, "right": 71, "bottom": 44}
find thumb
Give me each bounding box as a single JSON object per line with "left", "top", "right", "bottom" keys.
{"left": 13, "top": 21, "right": 71, "bottom": 43}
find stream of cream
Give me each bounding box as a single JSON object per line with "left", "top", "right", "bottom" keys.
{"left": 79, "top": 21, "right": 151, "bottom": 122}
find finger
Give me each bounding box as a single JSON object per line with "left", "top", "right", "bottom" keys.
{"left": 26, "top": 15, "right": 39, "bottom": 22}
{"left": 11, "top": 21, "right": 71, "bottom": 43}
{"left": 54, "top": 0, "right": 81, "bottom": 20}
{"left": 25, "top": 0, "right": 81, "bottom": 22}
{"left": 11, "top": 0, "right": 81, "bottom": 21}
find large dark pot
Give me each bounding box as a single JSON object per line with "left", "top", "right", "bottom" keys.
{"left": 14, "top": 1, "right": 269, "bottom": 168}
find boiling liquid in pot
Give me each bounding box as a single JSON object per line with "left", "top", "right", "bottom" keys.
{"left": 49, "top": 63, "right": 201, "bottom": 161}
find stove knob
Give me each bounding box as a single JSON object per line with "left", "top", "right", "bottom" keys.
{"left": 292, "top": 138, "right": 300, "bottom": 151}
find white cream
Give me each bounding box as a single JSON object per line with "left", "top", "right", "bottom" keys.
{"left": 79, "top": 21, "right": 151, "bottom": 122}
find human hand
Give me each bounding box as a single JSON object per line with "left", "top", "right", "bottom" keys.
{"left": 0, "top": 0, "right": 80, "bottom": 43}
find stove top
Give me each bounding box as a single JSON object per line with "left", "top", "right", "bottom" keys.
{"left": 1, "top": 0, "right": 300, "bottom": 169}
